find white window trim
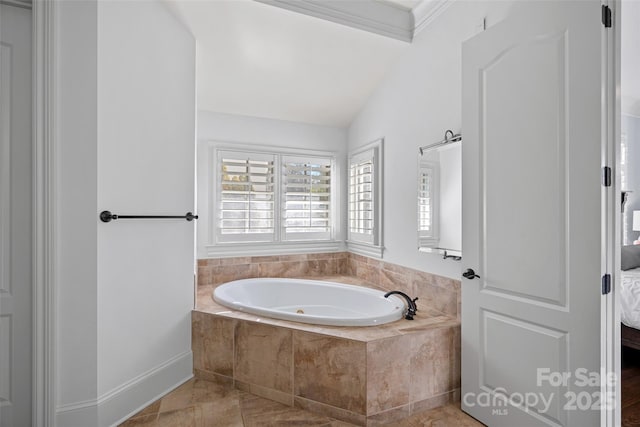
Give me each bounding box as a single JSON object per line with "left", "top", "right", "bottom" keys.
{"left": 346, "top": 138, "right": 384, "bottom": 258}
{"left": 205, "top": 240, "right": 344, "bottom": 259}
{"left": 202, "top": 141, "right": 342, "bottom": 257}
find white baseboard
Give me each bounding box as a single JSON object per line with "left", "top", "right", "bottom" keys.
{"left": 55, "top": 399, "right": 98, "bottom": 427}
{"left": 56, "top": 351, "right": 193, "bottom": 427}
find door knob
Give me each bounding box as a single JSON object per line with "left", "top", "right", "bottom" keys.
{"left": 463, "top": 268, "right": 480, "bottom": 279}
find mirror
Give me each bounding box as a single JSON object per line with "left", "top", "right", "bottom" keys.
{"left": 417, "top": 138, "right": 462, "bottom": 259}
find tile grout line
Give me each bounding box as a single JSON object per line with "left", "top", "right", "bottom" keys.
{"left": 291, "top": 329, "right": 295, "bottom": 407}
{"left": 364, "top": 339, "right": 369, "bottom": 422}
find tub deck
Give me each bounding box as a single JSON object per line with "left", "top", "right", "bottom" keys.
{"left": 193, "top": 275, "right": 461, "bottom": 426}
{"left": 196, "top": 275, "right": 458, "bottom": 342}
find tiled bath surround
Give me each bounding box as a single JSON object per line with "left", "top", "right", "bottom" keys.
{"left": 194, "top": 253, "right": 462, "bottom": 426}
{"left": 196, "top": 252, "right": 460, "bottom": 319}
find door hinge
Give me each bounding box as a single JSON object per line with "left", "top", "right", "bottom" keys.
{"left": 602, "top": 166, "right": 612, "bottom": 187}
{"left": 602, "top": 274, "right": 611, "bottom": 295}
{"left": 602, "top": 5, "right": 612, "bottom": 28}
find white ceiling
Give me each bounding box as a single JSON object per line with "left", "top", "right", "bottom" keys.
{"left": 166, "top": 0, "right": 414, "bottom": 127}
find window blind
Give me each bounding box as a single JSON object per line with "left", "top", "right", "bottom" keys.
{"left": 218, "top": 152, "right": 275, "bottom": 242}
{"left": 346, "top": 140, "right": 383, "bottom": 254}
{"left": 282, "top": 157, "right": 331, "bottom": 239}
{"left": 418, "top": 171, "right": 432, "bottom": 233}
{"left": 418, "top": 162, "right": 439, "bottom": 246}
{"left": 349, "top": 157, "right": 374, "bottom": 236}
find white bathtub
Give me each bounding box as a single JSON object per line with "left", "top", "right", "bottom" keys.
{"left": 213, "top": 278, "right": 405, "bottom": 327}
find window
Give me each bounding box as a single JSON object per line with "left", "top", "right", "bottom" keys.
{"left": 347, "top": 139, "right": 383, "bottom": 257}
{"left": 418, "top": 161, "right": 439, "bottom": 247}
{"left": 282, "top": 157, "right": 332, "bottom": 241}
{"left": 217, "top": 151, "right": 275, "bottom": 243}
{"left": 349, "top": 156, "right": 373, "bottom": 238}
{"left": 211, "top": 146, "right": 336, "bottom": 250}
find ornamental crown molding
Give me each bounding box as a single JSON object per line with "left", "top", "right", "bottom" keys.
{"left": 412, "top": 0, "right": 454, "bottom": 38}
{"left": 1, "top": 0, "right": 32, "bottom": 9}
{"left": 255, "top": 0, "right": 454, "bottom": 42}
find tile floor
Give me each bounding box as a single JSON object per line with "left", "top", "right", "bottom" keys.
{"left": 118, "top": 377, "right": 484, "bottom": 427}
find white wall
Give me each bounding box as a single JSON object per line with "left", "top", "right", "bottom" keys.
{"left": 96, "top": 0, "right": 196, "bottom": 424}
{"left": 197, "top": 111, "right": 348, "bottom": 258}
{"left": 55, "top": 1, "right": 196, "bottom": 425}
{"left": 348, "top": 1, "right": 511, "bottom": 279}
{"left": 56, "top": 1, "right": 99, "bottom": 419}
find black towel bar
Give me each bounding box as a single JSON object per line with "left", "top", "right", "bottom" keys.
{"left": 99, "top": 210, "right": 198, "bottom": 223}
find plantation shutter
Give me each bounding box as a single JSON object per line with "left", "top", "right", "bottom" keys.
{"left": 418, "top": 161, "right": 439, "bottom": 247}
{"left": 348, "top": 149, "right": 375, "bottom": 244}
{"left": 282, "top": 156, "right": 332, "bottom": 240}
{"left": 217, "top": 151, "right": 275, "bottom": 243}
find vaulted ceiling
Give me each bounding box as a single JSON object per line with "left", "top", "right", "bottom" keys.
{"left": 166, "top": 0, "right": 444, "bottom": 127}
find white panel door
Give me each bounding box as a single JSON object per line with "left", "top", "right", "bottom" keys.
{"left": 462, "top": 2, "right": 604, "bottom": 426}
{"left": 0, "top": 4, "right": 32, "bottom": 426}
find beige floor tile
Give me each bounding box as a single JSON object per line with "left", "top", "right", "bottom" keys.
{"left": 399, "top": 404, "right": 486, "bottom": 427}
{"left": 329, "top": 421, "right": 360, "bottom": 427}
{"left": 119, "top": 414, "right": 159, "bottom": 426}
{"left": 240, "top": 392, "right": 335, "bottom": 426}
{"left": 128, "top": 401, "right": 161, "bottom": 420}
{"left": 159, "top": 378, "right": 236, "bottom": 414}
{"left": 155, "top": 407, "right": 201, "bottom": 427}
{"left": 201, "top": 401, "right": 243, "bottom": 427}
{"left": 120, "top": 378, "right": 482, "bottom": 427}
